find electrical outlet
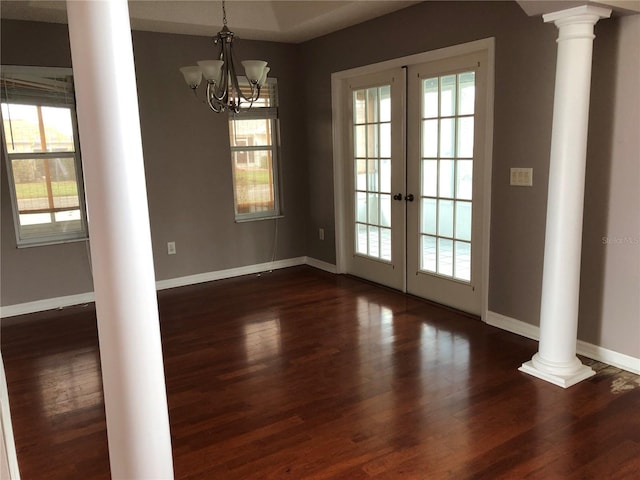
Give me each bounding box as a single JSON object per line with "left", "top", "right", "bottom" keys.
{"left": 167, "top": 241, "right": 176, "bottom": 255}
{"left": 319, "top": 228, "right": 325, "bottom": 240}
{"left": 510, "top": 168, "right": 533, "bottom": 187}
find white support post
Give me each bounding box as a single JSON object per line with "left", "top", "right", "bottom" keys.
{"left": 66, "top": 1, "right": 174, "bottom": 477}
{"left": 520, "top": 5, "right": 611, "bottom": 388}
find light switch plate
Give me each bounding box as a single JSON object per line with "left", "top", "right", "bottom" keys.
{"left": 510, "top": 168, "right": 533, "bottom": 187}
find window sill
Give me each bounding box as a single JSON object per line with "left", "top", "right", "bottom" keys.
{"left": 235, "top": 214, "right": 284, "bottom": 224}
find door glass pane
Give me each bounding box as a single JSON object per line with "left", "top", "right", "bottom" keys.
{"left": 367, "top": 124, "right": 378, "bottom": 157}
{"left": 418, "top": 70, "right": 475, "bottom": 282}
{"left": 356, "top": 223, "right": 367, "bottom": 254}
{"left": 355, "top": 125, "right": 366, "bottom": 157}
{"left": 380, "top": 159, "right": 391, "bottom": 193}
{"left": 380, "top": 194, "right": 391, "bottom": 228}
{"left": 456, "top": 160, "right": 473, "bottom": 200}
{"left": 354, "top": 90, "right": 366, "bottom": 124}
{"left": 454, "top": 241, "right": 471, "bottom": 281}
{"left": 440, "top": 75, "right": 456, "bottom": 117}
{"left": 367, "top": 88, "right": 379, "bottom": 123}
{"left": 352, "top": 84, "right": 393, "bottom": 263}
{"left": 457, "top": 117, "right": 474, "bottom": 158}
{"left": 455, "top": 201, "right": 472, "bottom": 241}
{"left": 367, "top": 193, "right": 379, "bottom": 224}
{"left": 379, "top": 86, "right": 391, "bottom": 122}
{"left": 422, "top": 160, "right": 437, "bottom": 197}
{"left": 367, "top": 159, "right": 379, "bottom": 192}
{"left": 421, "top": 197, "right": 437, "bottom": 235}
{"left": 356, "top": 192, "right": 367, "bottom": 223}
{"left": 356, "top": 159, "right": 367, "bottom": 190}
{"left": 422, "top": 78, "right": 438, "bottom": 118}
{"left": 368, "top": 225, "right": 380, "bottom": 257}
{"left": 422, "top": 120, "right": 438, "bottom": 158}
{"left": 458, "top": 72, "right": 475, "bottom": 115}
{"left": 439, "top": 159, "right": 454, "bottom": 198}
{"left": 380, "top": 123, "right": 391, "bottom": 157}
{"left": 439, "top": 118, "right": 455, "bottom": 158}
{"left": 381, "top": 228, "right": 392, "bottom": 261}
{"left": 437, "top": 238, "right": 454, "bottom": 276}
{"left": 438, "top": 199, "right": 454, "bottom": 237}
{"left": 421, "top": 235, "right": 437, "bottom": 272}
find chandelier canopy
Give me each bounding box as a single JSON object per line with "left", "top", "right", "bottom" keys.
{"left": 179, "top": 0, "right": 270, "bottom": 113}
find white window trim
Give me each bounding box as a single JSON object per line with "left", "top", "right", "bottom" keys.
{"left": 1, "top": 65, "right": 89, "bottom": 247}
{"left": 228, "top": 77, "right": 283, "bottom": 222}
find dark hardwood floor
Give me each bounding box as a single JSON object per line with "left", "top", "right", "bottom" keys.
{"left": 2, "top": 266, "right": 639, "bottom": 479}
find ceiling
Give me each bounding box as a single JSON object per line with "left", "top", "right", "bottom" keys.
{"left": 0, "top": 0, "right": 421, "bottom": 44}
{"left": 2, "top": 0, "right": 637, "bottom": 44}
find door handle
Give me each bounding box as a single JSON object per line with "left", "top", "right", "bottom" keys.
{"left": 405, "top": 194, "right": 415, "bottom": 202}
{"left": 393, "top": 193, "right": 403, "bottom": 201}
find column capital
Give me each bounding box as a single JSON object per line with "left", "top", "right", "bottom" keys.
{"left": 543, "top": 5, "right": 611, "bottom": 27}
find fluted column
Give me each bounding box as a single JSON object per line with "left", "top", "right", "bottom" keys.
{"left": 520, "top": 5, "right": 611, "bottom": 388}
{"left": 67, "top": 0, "right": 174, "bottom": 477}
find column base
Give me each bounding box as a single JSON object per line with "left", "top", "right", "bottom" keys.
{"left": 519, "top": 354, "right": 595, "bottom": 388}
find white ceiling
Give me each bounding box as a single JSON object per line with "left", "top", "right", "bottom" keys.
{"left": 0, "top": 0, "right": 422, "bottom": 44}
{"left": 2, "top": 1, "right": 637, "bottom": 44}
{"left": 517, "top": 0, "right": 640, "bottom": 16}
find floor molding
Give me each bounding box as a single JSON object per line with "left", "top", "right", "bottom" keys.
{"left": 486, "top": 311, "right": 640, "bottom": 375}
{"left": 0, "top": 257, "right": 336, "bottom": 320}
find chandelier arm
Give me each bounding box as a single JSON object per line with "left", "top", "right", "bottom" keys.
{"left": 182, "top": 0, "right": 264, "bottom": 114}
{"left": 205, "top": 81, "right": 224, "bottom": 113}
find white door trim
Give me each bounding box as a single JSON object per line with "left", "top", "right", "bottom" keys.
{"left": 332, "top": 37, "right": 495, "bottom": 320}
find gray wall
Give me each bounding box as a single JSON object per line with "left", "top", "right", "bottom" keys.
{"left": 1, "top": 3, "right": 638, "bottom": 359}
{"left": 298, "top": 1, "right": 639, "bottom": 358}
{"left": 0, "top": 20, "right": 308, "bottom": 305}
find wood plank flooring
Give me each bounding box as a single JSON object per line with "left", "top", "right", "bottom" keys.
{"left": 2, "top": 266, "right": 639, "bottom": 479}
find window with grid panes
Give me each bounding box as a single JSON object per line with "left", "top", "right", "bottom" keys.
{"left": 228, "top": 79, "right": 281, "bottom": 221}
{"left": 1, "top": 66, "right": 88, "bottom": 246}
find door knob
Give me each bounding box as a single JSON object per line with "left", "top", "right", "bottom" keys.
{"left": 393, "top": 193, "right": 403, "bottom": 201}
{"left": 405, "top": 194, "right": 415, "bottom": 202}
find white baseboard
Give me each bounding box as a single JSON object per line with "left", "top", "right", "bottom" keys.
{"left": 485, "top": 311, "right": 640, "bottom": 375}
{"left": 0, "top": 257, "right": 337, "bottom": 320}
{"left": 0, "top": 292, "right": 96, "bottom": 320}
{"left": 305, "top": 257, "right": 338, "bottom": 274}
{"left": 154, "top": 257, "right": 308, "bottom": 291}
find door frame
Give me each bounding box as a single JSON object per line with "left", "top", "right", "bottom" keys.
{"left": 331, "top": 37, "right": 495, "bottom": 321}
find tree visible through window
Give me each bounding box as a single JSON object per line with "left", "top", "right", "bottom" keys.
{"left": 228, "top": 80, "right": 281, "bottom": 221}
{"left": 1, "top": 67, "right": 88, "bottom": 246}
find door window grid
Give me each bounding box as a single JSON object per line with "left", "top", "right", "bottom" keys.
{"left": 420, "top": 72, "right": 475, "bottom": 282}
{"left": 353, "top": 85, "right": 392, "bottom": 261}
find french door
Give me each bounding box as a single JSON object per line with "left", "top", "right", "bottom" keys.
{"left": 344, "top": 68, "right": 406, "bottom": 291}
{"left": 343, "top": 48, "right": 489, "bottom": 315}
{"left": 406, "top": 52, "right": 487, "bottom": 314}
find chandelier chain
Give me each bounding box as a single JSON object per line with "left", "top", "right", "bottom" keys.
{"left": 222, "top": 0, "right": 228, "bottom": 27}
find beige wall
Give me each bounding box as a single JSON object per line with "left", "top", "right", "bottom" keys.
{"left": 298, "top": 1, "right": 639, "bottom": 358}
{"left": 579, "top": 14, "right": 640, "bottom": 355}
{"left": 1, "top": 3, "right": 638, "bottom": 359}
{"left": 0, "top": 20, "right": 308, "bottom": 305}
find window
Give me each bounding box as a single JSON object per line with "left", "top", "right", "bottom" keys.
{"left": 228, "top": 79, "right": 281, "bottom": 221}
{"left": 1, "top": 66, "right": 88, "bottom": 246}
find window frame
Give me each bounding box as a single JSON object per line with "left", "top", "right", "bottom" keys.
{"left": 1, "top": 65, "right": 89, "bottom": 247}
{"left": 228, "top": 77, "right": 283, "bottom": 223}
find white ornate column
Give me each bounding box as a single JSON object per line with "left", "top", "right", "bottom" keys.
{"left": 67, "top": 0, "right": 174, "bottom": 477}
{"left": 520, "top": 5, "right": 611, "bottom": 388}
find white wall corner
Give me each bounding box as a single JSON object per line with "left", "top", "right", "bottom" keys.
{"left": 305, "top": 257, "right": 338, "bottom": 274}
{"left": 485, "top": 311, "right": 640, "bottom": 375}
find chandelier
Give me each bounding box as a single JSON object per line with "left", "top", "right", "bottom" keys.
{"left": 179, "top": 0, "right": 270, "bottom": 113}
